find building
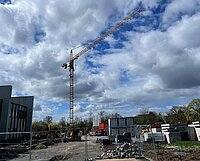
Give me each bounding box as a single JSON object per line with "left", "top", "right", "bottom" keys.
{"left": 108, "top": 117, "right": 136, "bottom": 136}
{"left": 0, "top": 85, "right": 34, "bottom": 142}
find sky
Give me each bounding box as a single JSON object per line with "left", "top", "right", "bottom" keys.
{"left": 0, "top": 0, "right": 200, "bottom": 122}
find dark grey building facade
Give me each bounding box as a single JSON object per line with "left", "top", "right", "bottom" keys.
{"left": 108, "top": 117, "right": 136, "bottom": 136}
{"left": 0, "top": 85, "right": 34, "bottom": 141}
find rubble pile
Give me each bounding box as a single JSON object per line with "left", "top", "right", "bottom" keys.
{"left": 49, "top": 155, "right": 64, "bottom": 161}
{"left": 35, "top": 143, "right": 48, "bottom": 149}
{"left": 0, "top": 148, "right": 19, "bottom": 160}
{"left": 96, "top": 142, "right": 143, "bottom": 160}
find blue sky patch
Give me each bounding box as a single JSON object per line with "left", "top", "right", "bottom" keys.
{"left": 119, "top": 69, "right": 130, "bottom": 85}
{"left": 34, "top": 30, "right": 46, "bottom": 43}
{"left": 85, "top": 55, "right": 105, "bottom": 74}
{"left": 0, "top": 43, "right": 20, "bottom": 55}
{"left": 0, "top": 0, "right": 11, "bottom": 4}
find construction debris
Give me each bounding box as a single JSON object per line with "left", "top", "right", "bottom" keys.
{"left": 34, "top": 143, "right": 47, "bottom": 150}
{"left": 49, "top": 155, "right": 64, "bottom": 161}
{"left": 0, "top": 148, "right": 19, "bottom": 160}
{"left": 96, "top": 142, "right": 144, "bottom": 160}
{"left": 48, "top": 153, "right": 73, "bottom": 161}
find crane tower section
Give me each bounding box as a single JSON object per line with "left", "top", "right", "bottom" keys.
{"left": 62, "top": 8, "right": 143, "bottom": 126}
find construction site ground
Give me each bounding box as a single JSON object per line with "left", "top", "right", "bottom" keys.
{"left": 11, "top": 136, "right": 147, "bottom": 161}
{"left": 142, "top": 142, "right": 200, "bottom": 161}
{"left": 5, "top": 136, "right": 200, "bottom": 161}
{"left": 12, "top": 139, "right": 101, "bottom": 161}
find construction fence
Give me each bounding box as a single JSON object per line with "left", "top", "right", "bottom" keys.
{"left": 0, "top": 129, "right": 103, "bottom": 161}
{"left": 0, "top": 131, "right": 32, "bottom": 161}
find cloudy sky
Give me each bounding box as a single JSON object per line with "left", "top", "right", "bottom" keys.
{"left": 0, "top": 0, "right": 200, "bottom": 122}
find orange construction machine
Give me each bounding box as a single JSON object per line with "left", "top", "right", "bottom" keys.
{"left": 89, "top": 123, "right": 107, "bottom": 136}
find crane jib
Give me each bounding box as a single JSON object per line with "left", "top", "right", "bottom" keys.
{"left": 70, "top": 8, "right": 143, "bottom": 62}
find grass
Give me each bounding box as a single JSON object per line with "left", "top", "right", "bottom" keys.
{"left": 165, "top": 141, "right": 200, "bottom": 150}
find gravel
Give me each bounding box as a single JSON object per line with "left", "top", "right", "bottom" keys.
{"left": 11, "top": 140, "right": 102, "bottom": 161}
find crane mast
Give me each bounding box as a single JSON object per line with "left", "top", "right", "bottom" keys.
{"left": 69, "top": 50, "right": 74, "bottom": 125}
{"left": 63, "top": 8, "right": 143, "bottom": 126}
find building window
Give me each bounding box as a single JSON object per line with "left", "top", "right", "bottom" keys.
{"left": 8, "top": 103, "right": 27, "bottom": 140}
{"left": 0, "top": 99, "right": 2, "bottom": 120}
{"left": 9, "top": 103, "right": 27, "bottom": 132}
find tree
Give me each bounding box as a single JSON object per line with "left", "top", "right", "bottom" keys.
{"left": 134, "top": 111, "right": 162, "bottom": 125}
{"left": 32, "top": 121, "right": 43, "bottom": 132}
{"left": 49, "top": 123, "right": 61, "bottom": 130}
{"left": 58, "top": 117, "right": 67, "bottom": 128}
{"left": 43, "top": 116, "right": 53, "bottom": 124}
{"left": 97, "top": 111, "right": 122, "bottom": 124}
{"left": 185, "top": 99, "right": 200, "bottom": 123}
{"left": 109, "top": 113, "right": 122, "bottom": 118}
{"left": 72, "top": 117, "right": 93, "bottom": 128}
{"left": 98, "top": 111, "right": 105, "bottom": 123}
{"left": 32, "top": 121, "right": 48, "bottom": 132}
{"left": 166, "top": 106, "right": 187, "bottom": 124}
{"left": 139, "top": 107, "right": 149, "bottom": 115}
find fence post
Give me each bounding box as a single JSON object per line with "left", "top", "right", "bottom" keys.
{"left": 85, "top": 127, "right": 88, "bottom": 161}
{"left": 29, "top": 122, "right": 33, "bottom": 161}
{"left": 151, "top": 125, "right": 158, "bottom": 161}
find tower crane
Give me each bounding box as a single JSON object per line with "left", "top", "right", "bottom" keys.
{"left": 62, "top": 8, "right": 143, "bottom": 126}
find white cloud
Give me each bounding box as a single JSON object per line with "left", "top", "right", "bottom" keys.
{"left": 78, "top": 6, "right": 200, "bottom": 113}
{"left": 168, "top": 13, "right": 200, "bottom": 49}
{"left": 66, "top": 7, "right": 200, "bottom": 117}
{"left": 162, "top": 0, "right": 200, "bottom": 27}
{"left": 33, "top": 103, "right": 59, "bottom": 121}
{"left": 140, "top": 0, "right": 159, "bottom": 9}
{"left": 0, "top": 0, "right": 200, "bottom": 121}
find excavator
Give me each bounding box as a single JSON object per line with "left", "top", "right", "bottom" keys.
{"left": 65, "top": 125, "right": 83, "bottom": 141}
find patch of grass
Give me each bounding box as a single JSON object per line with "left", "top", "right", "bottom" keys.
{"left": 165, "top": 141, "right": 200, "bottom": 150}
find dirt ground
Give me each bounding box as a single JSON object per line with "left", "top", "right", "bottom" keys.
{"left": 10, "top": 136, "right": 147, "bottom": 161}
{"left": 12, "top": 140, "right": 103, "bottom": 161}
{"left": 143, "top": 142, "right": 200, "bottom": 161}
{"left": 10, "top": 137, "right": 200, "bottom": 161}
{"left": 144, "top": 149, "right": 200, "bottom": 161}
